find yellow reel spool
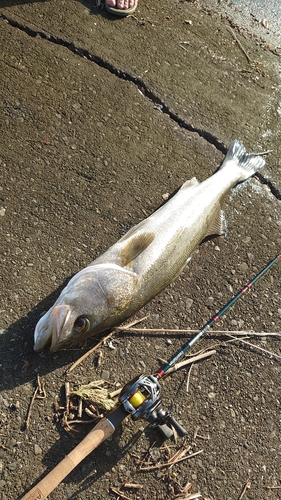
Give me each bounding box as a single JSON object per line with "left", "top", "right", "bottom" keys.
{"left": 129, "top": 390, "right": 146, "bottom": 409}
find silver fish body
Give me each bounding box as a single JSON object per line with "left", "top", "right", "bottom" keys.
{"left": 34, "top": 140, "right": 265, "bottom": 352}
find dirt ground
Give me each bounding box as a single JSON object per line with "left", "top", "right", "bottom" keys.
{"left": 0, "top": 1, "right": 281, "bottom": 499}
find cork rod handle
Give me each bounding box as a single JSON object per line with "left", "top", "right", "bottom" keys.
{"left": 21, "top": 418, "right": 115, "bottom": 500}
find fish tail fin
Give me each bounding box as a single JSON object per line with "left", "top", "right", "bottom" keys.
{"left": 221, "top": 140, "right": 265, "bottom": 181}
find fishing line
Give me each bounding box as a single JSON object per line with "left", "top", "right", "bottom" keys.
{"left": 166, "top": 369, "right": 188, "bottom": 417}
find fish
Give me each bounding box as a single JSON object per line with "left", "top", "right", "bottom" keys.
{"left": 34, "top": 140, "right": 265, "bottom": 352}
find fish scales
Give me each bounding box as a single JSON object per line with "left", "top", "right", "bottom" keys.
{"left": 34, "top": 140, "right": 265, "bottom": 352}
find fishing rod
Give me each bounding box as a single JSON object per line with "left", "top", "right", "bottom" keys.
{"left": 156, "top": 251, "right": 281, "bottom": 378}
{"left": 21, "top": 252, "right": 280, "bottom": 500}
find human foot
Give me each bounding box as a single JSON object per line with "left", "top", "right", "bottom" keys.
{"left": 105, "top": 0, "right": 138, "bottom": 16}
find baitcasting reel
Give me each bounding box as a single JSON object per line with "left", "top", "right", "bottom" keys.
{"left": 118, "top": 374, "right": 187, "bottom": 439}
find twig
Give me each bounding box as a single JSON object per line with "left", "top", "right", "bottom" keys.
{"left": 66, "top": 330, "right": 117, "bottom": 374}
{"left": 238, "top": 479, "right": 251, "bottom": 499}
{"left": 89, "top": 404, "right": 101, "bottom": 416}
{"left": 77, "top": 397, "right": 83, "bottom": 418}
{"left": 174, "top": 492, "right": 202, "bottom": 500}
{"left": 254, "top": 149, "right": 273, "bottom": 156}
{"left": 182, "top": 482, "right": 192, "bottom": 493}
{"left": 118, "top": 326, "right": 281, "bottom": 337}
{"left": 67, "top": 316, "right": 148, "bottom": 374}
{"left": 166, "top": 350, "right": 216, "bottom": 375}
{"left": 264, "top": 485, "right": 281, "bottom": 489}
{"left": 84, "top": 407, "right": 98, "bottom": 419}
{"left": 36, "top": 374, "right": 46, "bottom": 398}
{"left": 226, "top": 335, "right": 281, "bottom": 360}
{"left": 25, "top": 386, "right": 38, "bottom": 430}
{"left": 117, "top": 316, "right": 149, "bottom": 330}
{"left": 186, "top": 364, "right": 193, "bottom": 394}
{"left": 65, "top": 382, "right": 70, "bottom": 417}
{"left": 168, "top": 443, "right": 191, "bottom": 463}
{"left": 25, "top": 375, "right": 46, "bottom": 430}
{"left": 66, "top": 418, "right": 99, "bottom": 426}
{"left": 137, "top": 439, "right": 158, "bottom": 471}
{"left": 225, "top": 331, "right": 281, "bottom": 337}
{"left": 140, "top": 449, "right": 203, "bottom": 470}
{"left": 227, "top": 26, "right": 252, "bottom": 63}
{"left": 109, "top": 387, "right": 122, "bottom": 399}
{"left": 168, "top": 445, "right": 191, "bottom": 469}
{"left": 110, "top": 487, "right": 132, "bottom": 500}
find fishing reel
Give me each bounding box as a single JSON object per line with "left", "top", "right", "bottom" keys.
{"left": 118, "top": 374, "right": 187, "bottom": 439}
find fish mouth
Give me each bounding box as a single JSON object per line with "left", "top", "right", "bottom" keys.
{"left": 50, "top": 305, "right": 73, "bottom": 352}
{"left": 34, "top": 311, "right": 53, "bottom": 353}
{"left": 34, "top": 305, "right": 72, "bottom": 353}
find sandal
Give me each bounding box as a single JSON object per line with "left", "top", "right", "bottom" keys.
{"left": 105, "top": 2, "right": 137, "bottom": 16}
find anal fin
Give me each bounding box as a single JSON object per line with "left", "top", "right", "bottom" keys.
{"left": 206, "top": 207, "right": 227, "bottom": 238}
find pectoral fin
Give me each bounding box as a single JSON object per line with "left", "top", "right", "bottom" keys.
{"left": 119, "top": 231, "right": 155, "bottom": 267}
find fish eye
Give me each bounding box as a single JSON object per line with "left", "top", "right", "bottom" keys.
{"left": 74, "top": 316, "right": 90, "bottom": 334}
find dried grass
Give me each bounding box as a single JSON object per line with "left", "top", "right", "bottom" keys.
{"left": 72, "top": 380, "right": 115, "bottom": 411}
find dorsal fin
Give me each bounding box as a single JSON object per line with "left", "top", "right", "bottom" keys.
{"left": 119, "top": 232, "right": 154, "bottom": 266}
{"left": 180, "top": 177, "right": 200, "bottom": 190}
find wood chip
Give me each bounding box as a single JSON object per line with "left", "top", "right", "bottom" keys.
{"left": 123, "top": 483, "right": 143, "bottom": 489}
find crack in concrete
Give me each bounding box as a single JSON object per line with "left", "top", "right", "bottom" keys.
{"left": 1, "top": 13, "right": 227, "bottom": 154}
{"left": 256, "top": 172, "right": 281, "bottom": 200}
{"left": 1, "top": 13, "right": 281, "bottom": 201}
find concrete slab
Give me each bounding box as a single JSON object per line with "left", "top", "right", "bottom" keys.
{"left": 0, "top": 1, "right": 280, "bottom": 500}
{"left": 1, "top": 0, "right": 281, "bottom": 187}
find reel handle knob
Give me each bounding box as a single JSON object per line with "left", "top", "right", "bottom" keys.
{"left": 164, "top": 415, "right": 188, "bottom": 438}
{"left": 156, "top": 423, "right": 174, "bottom": 440}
